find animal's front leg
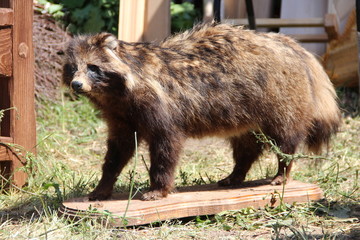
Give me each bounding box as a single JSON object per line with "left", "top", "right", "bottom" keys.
{"left": 89, "top": 133, "right": 136, "bottom": 201}
{"left": 142, "top": 135, "right": 184, "bottom": 201}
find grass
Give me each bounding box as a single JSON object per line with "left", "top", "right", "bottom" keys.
{"left": 0, "top": 90, "right": 359, "bottom": 239}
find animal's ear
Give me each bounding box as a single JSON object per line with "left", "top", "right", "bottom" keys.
{"left": 102, "top": 34, "right": 119, "bottom": 50}
{"left": 91, "top": 33, "right": 119, "bottom": 50}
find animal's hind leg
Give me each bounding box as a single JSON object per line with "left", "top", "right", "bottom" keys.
{"left": 218, "top": 132, "right": 264, "bottom": 186}
{"left": 271, "top": 159, "right": 294, "bottom": 185}
{"left": 270, "top": 138, "right": 298, "bottom": 185}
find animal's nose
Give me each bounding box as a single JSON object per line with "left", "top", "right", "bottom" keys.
{"left": 71, "top": 81, "right": 83, "bottom": 92}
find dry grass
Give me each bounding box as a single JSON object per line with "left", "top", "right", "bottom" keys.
{"left": 0, "top": 91, "right": 359, "bottom": 239}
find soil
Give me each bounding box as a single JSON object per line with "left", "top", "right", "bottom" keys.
{"left": 33, "top": 10, "right": 70, "bottom": 101}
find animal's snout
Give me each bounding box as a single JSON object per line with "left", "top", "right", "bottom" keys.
{"left": 71, "top": 81, "right": 83, "bottom": 92}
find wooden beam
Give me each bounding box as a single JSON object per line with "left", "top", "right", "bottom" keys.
{"left": 223, "top": 18, "right": 325, "bottom": 28}
{"left": 0, "top": 146, "right": 12, "bottom": 161}
{"left": 0, "top": 137, "right": 14, "bottom": 174}
{"left": 0, "top": 28, "right": 12, "bottom": 77}
{"left": 0, "top": 136, "right": 13, "bottom": 143}
{"left": 325, "top": 40, "right": 358, "bottom": 87}
{"left": 324, "top": 13, "right": 339, "bottom": 41}
{"left": 0, "top": 8, "right": 13, "bottom": 26}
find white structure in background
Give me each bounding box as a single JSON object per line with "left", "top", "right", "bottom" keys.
{"left": 280, "top": 0, "right": 354, "bottom": 55}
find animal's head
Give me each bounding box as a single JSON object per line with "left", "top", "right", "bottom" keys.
{"left": 62, "top": 33, "right": 135, "bottom": 97}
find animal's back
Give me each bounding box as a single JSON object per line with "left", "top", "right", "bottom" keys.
{"left": 158, "top": 24, "right": 316, "bottom": 138}
{"left": 159, "top": 23, "right": 340, "bottom": 150}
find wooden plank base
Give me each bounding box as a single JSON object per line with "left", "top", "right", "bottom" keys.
{"left": 59, "top": 179, "right": 323, "bottom": 226}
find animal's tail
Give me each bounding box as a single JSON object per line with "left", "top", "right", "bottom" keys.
{"left": 305, "top": 56, "right": 342, "bottom": 154}
{"left": 306, "top": 117, "right": 340, "bottom": 154}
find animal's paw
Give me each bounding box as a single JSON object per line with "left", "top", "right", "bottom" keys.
{"left": 270, "top": 175, "right": 290, "bottom": 185}
{"left": 88, "top": 190, "right": 112, "bottom": 201}
{"left": 141, "top": 190, "right": 167, "bottom": 201}
{"left": 218, "top": 177, "right": 232, "bottom": 186}
{"left": 218, "top": 175, "right": 245, "bottom": 187}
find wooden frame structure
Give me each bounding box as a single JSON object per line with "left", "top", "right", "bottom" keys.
{"left": 0, "top": 0, "right": 36, "bottom": 187}
{"left": 224, "top": 15, "right": 339, "bottom": 43}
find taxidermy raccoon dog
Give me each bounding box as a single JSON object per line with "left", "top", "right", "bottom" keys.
{"left": 63, "top": 23, "right": 341, "bottom": 201}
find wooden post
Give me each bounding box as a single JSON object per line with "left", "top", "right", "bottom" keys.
{"left": 118, "top": 0, "right": 146, "bottom": 42}
{"left": 0, "top": 0, "right": 36, "bottom": 187}
{"left": 203, "top": 0, "right": 214, "bottom": 22}
{"left": 11, "top": 0, "right": 36, "bottom": 186}
{"left": 143, "top": 0, "right": 170, "bottom": 42}
{"left": 118, "top": 0, "right": 170, "bottom": 42}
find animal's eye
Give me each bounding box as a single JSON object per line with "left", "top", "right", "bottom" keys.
{"left": 64, "top": 63, "right": 77, "bottom": 75}
{"left": 87, "top": 64, "right": 104, "bottom": 83}
{"left": 87, "top": 64, "right": 101, "bottom": 74}
{"left": 71, "top": 65, "right": 78, "bottom": 74}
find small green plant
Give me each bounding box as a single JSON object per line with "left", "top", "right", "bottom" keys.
{"left": 171, "top": 1, "right": 201, "bottom": 33}
{"left": 35, "top": 0, "right": 64, "bottom": 18}
{"left": 252, "top": 130, "right": 329, "bottom": 167}
{"left": 0, "top": 107, "right": 15, "bottom": 134}
{"left": 122, "top": 132, "right": 139, "bottom": 226}
{"left": 37, "top": 0, "right": 119, "bottom": 35}
{"left": 0, "top": 108, "right": 6, "bottom": 123}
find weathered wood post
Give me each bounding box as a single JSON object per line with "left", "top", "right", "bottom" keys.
{"left": 118, "top": 0, "right": 170, "bottom": 42}
{"left": 0, "top": 0, "right": 36, "bottom": 187}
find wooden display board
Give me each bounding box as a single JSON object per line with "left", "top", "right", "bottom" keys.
{"left": 0, "top": 0, "right": 36, "bottom": 187}
{"left": 60, "top": 180, "right": 323, "bottom": 227}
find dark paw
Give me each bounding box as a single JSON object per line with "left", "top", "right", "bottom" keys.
{"left": 270, "top": 175, "right": 290, "bottom": 185}
{"left": 141, "top": 190, "right": 167, "bottom": 201}
{"left": 88, "top": 190, "right": 112, "bottom": 201}
{"left": 218, "top": 175, "right": 245, "bottom": 187}
{"left": 218, "top": 177, "right": 232, "bottom": 186}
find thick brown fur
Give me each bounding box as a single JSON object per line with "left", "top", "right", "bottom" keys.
{"left": 63, "top": 23, "right": 341, "bottom": 201}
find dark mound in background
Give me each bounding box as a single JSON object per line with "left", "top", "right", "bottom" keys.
{"left": 34, "top": 6, "right": 70, "bottom": 101}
